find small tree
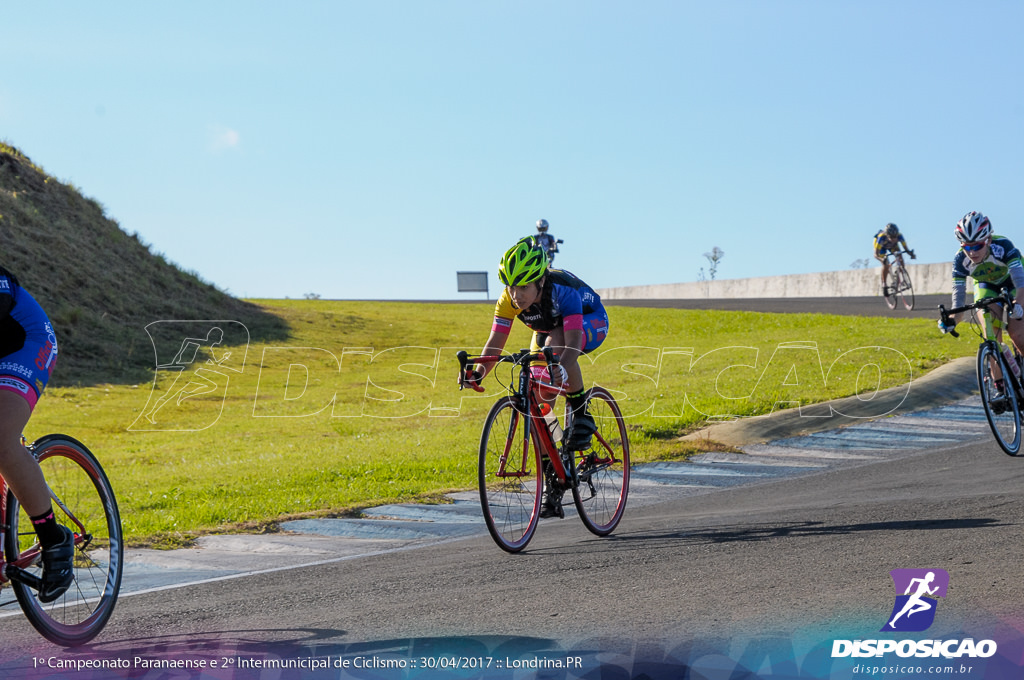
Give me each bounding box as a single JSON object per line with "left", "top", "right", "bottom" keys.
{"left": 850, "top": 258, "right": 871, "bottom": 269}
{"left": 703, "top": 247, "right": 725, "bottom": 280}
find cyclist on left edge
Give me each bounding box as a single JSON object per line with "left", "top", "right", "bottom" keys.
{"left": 873, "top": 222, "right": 915, "bottom": 296}
{"left": 462, "top": 236, "right": 609, "bottom": 518}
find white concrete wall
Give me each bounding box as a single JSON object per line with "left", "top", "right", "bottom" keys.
{"left": 598, "top": 262, "right": 953, "bottom": 300}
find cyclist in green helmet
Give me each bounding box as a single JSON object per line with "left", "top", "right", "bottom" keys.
{"left": 464, "top": 236, "right": 610, "bottom": 516}
{"left": 465, "top": 237, "right": 609, "bottom": 510}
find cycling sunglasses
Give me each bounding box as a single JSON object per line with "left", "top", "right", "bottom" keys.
{"left": 962, "top": 241, "right": 987, "bottom": 252}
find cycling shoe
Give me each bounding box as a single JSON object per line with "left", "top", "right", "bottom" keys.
{"left": 38, "top": 525, "right": 75, "bottom": 603}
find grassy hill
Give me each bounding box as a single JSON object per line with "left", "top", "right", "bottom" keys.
{"left": 0, "top": 142, "right": 288, "bottom": 385}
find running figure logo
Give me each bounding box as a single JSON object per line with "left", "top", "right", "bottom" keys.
{"left": 881, "top": 568, "right": 950, "bottom": 632}
{"left": 130, "top": 320, "right": 249, "bottom": 432}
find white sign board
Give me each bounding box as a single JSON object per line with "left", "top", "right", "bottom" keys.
{"left": 456, "top": 271, "right": 489, "bottom": 296}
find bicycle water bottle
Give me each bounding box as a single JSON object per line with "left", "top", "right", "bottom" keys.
{"left": 538, "top": 402, "right": 563, "bottom": 444}
{"left": 1003, "top": 345, "right": 1022, "bottom": 381}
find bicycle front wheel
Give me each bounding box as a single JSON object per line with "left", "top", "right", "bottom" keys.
{"left": 977, "top": 344, "right": 1022, "bottom": 456}
{"left": 883, "top": 268, "right": 898, "bottom": 309}
{"left": 571, "top": 386, "right": 630, "bottom": 536}
{"left": 5, "top": 435, "right": 123, "bottom": 646}
{"left": 478, "top": 397, "right": 542, "bottom": 552}
{"left": 897, "top": 264, "right": 915, "bottom": 310}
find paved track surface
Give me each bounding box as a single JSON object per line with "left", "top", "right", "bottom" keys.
{"left": 7, "top": 295, "right": 1019, "bottom": 677}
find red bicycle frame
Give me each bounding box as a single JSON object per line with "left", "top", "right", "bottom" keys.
{"left": 459, "top": 347, "right": 604, "bottom": 487}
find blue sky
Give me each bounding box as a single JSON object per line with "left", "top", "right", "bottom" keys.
{"left": 3, "top": 2, "right": 1023, "bottom": 300}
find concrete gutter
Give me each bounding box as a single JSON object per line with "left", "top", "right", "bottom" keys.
{"left": 681, "top": 356, "right": 977, "bottom": 448}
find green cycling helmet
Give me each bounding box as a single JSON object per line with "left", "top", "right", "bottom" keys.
{"left": 498, "top": 237, "right": 548, "bottom": 286}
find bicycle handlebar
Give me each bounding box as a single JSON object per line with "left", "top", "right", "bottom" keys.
{"left": 456, "top": 348, "right": 560, "bottom": 391}
{"left": 938, "top": 290, "right": 1015, "bottom": 339}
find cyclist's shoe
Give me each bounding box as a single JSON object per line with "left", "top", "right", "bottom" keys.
{"left": 567, "top": 409, "right": 598, "bottom": 451}
{"left": 989, "top": 380, "right": 1009, "bottom": 415}
{"left": 38, "top": 525, "right": 75, "bottom": 603}
{"left": 991, "top": 391, "right": 1009, "bottom": 415}
{"left": 540, "top": 487, "right": 564, "bottom": 519}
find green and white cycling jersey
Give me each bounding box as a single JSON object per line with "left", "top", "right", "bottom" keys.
{"left": 951, "top": 235, "right": 1024, "bottom": 308}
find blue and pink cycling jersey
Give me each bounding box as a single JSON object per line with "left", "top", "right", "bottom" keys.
{"left": 492, "top": 269, "right": 608, "bottom": 353}
{"left": 0, "top": 267, "right": 57, "bottom": 411}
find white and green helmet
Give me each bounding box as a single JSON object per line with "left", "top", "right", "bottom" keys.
{"left": 498, "top": 237, "right": 548, "bottom": 286}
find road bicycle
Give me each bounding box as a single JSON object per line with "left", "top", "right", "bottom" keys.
{"left": 939, "top": 292, "right": 1024, "bottom": 456}
{"left": 1, "top": 435, "right": 123, "bottom": 645}
{"left": 457, "top": 348, "right": 630, "bottom": 553}
{"left": 883, "top": 250, "right": 915, "bottom": 310}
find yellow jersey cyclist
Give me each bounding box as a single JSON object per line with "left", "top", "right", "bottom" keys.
{"left": 464, "top": 236, "right": 609, "bottom": 453}
{"left": 939, "top": 211, "right": 1024, "bottom": 406}
{"left": 873, "top": 222, "right": 916, "bottom": 296}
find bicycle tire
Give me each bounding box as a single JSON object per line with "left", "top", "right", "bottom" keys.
{"left": 898, "top": 263, "right": 915, "bottom": 311}
{"left": 4, "top": 435, "right": 123, "bottom": 646}
{"left": 977, "top": 344, "right": 1023, "bottom": 456}
{"left": 570, "top": 386, "right": 630, "bottom": 536}
{"left": 883, "top": 268, "right": 898, "bottom": 309}
{"left": 478, "top": 397, "right": 542, "bottom": 552}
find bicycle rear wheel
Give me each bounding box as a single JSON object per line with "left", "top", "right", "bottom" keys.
{"left": 570, "top": 386, "right": 630, "bottom": 536}
{"left": 478, "top": 397, "right": 542, "bottom": 552}
{"left": 5, "top": 435, "right": 123, "bottom": 646}
{"left": 897, "top": 264, "right": 915, "bottom": 310}
{"left": 977, "top": 344, "right": 1022, "bottom": 456}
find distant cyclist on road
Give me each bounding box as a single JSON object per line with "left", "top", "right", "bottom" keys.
{"left": 939, "top": 211, "right": 1024, "bottom": 405}
{"left": 534, "top": 219, "right": 561, "bottom": 265}
{"left": 463, "top": 236, "right": 609, "bottom": 517}
{"left": 0, "top": 266, "right": 73, "bottom": 602}
{"left": 873, "top": 222, "right": 915, "bottom": 297}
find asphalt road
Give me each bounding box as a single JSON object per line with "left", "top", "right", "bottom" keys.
{"left": 6, "top": 294, "right": 1020, "bottom": 679}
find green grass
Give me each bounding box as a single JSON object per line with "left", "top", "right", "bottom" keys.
{"left": 25, "top": 300, "right": 975, "bottom": 548}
